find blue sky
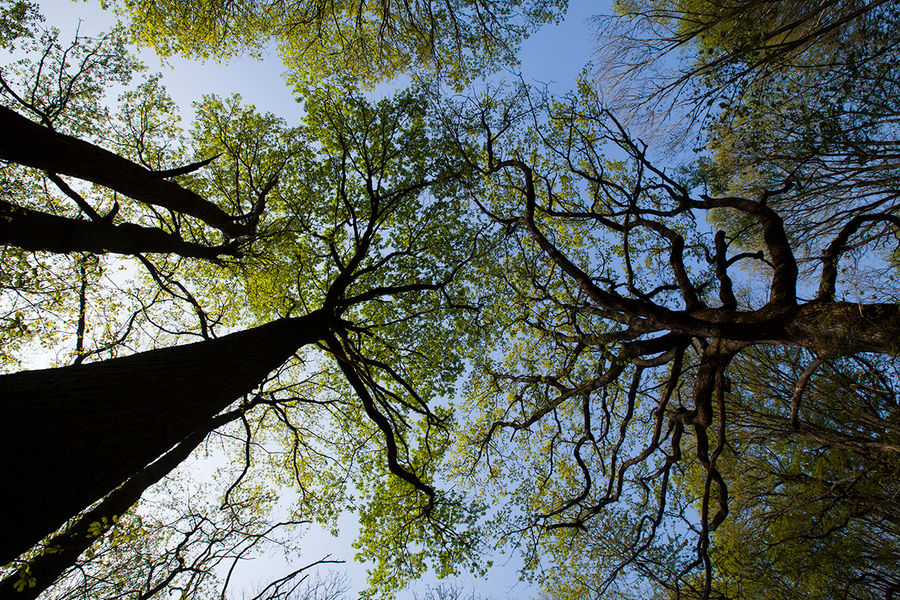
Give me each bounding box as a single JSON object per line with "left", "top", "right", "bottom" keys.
{"left": 27, "top": 1, "right": 606, "bottom": 597}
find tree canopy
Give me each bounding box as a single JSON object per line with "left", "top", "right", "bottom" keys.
{"left": 101, "top": 0, "right": 567, "bottom": 86}
{"left": 440, "top": 78, "right": 899, "bottom": 598}
{"left": 2, "top": 1, "right": 899, "bottom": 599}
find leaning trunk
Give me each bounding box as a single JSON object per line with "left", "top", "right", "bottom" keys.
{"left": 0, "top": 200, "right": 236, "bottom": 260}
{"left": 0, "top": 312, "right": 332, "bottom": 565}
{"left": 0, "top": 411, "right": 236, "bottom": 598}
{"left": 0, "top": 106, "right": 249, "bottom": 238}
{"left": 787, "top": 301, "right": 900, "bottom": 356}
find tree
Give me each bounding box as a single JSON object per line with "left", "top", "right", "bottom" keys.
{"left": 1, "top": 407, "right": 242, "bottom": 598}
{"left": 589, "top": 6, "right": 899, "bottom": 596}
{"left": 1, "top": 14, "right": 487, "bottom": 595}
{"left": 1, "top": 312, "right": 336, "bottom": 566}
{"left": 4, "top": 387, "right": 351, "bottom": 600}
{"left": 693, "top": 347, "right": 900, "bottom": 599}
{"left": 0, "top": 21, "right": 309, "bottom": 564}
{"left": 0, "top": 104, "right": 261, "bottom": 239}
{"left": 7, "top": 1, "right": 898, "bottom": 598}
{"left": 412, "top": 583, "right": 490, "bottom": 600}
{"left": 440, "top": 2, "right": 900, "bottom": 595}
{"left": 440, "top": 78, "right": 900, "bottom": 598}
{"left": 595, "top": 0, "right": 896, "bottom": 129}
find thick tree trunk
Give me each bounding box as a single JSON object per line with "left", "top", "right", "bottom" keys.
{"left": 0, "top": 412, "right": 235, "bottom": 599}
{"left": 787, "top": 301, "right": 900, "bottom": 356}
{"left": 0, "top": 311, "right": 333, "bottom": 565}
{"left": 0, "top": 106, "right": 250, "bottom": 239}
{"left": 667, "top": 302, "right": 900, "bottom": 356}
{"left": 0, "top": 200, "right": 236, "bottom": 260}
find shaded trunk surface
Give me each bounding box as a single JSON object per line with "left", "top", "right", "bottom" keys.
{"left": 0, "top": 412, "right": 235, "bottom": 598}
{"left": 0, "top": 200, "right": 235, "bottom": 260}
{"left": 786, "top": 301, "right": 900, "bottom": 355}
{"left": 0, "top": 312, "right": 332, "bottom": 565}
{"left": 0, "top": 106, "right": 249, "bottom": 238}
{"left": 672, "top": 302, "right": 900, "bottom": 356}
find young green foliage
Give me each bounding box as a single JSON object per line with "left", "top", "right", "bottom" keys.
{"left": 101, "top": 0, "right": 567, "bottom": 87}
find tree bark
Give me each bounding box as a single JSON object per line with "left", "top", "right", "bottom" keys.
{"left": 683, "top": 301, "right": 900, "bottom": 355}
{"left": 0, "top": 106, "right": 250, "bottom": 239}
{"left": 0, "top": 311, "right": 334, "bottom": 565}
{"left": 0, "top": 200, "right": 236, "bottom": 260}
{"left": 0, "top": 411, "right": 236, "bottom": 599}
{"left": 786, "top": 301, "right": 900, "bottom": 356}
{"left": 620, "top": 302, "right": 900, "bottom": 357}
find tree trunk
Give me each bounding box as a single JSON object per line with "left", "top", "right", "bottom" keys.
{"left": 0, "top": 412, "right": 236, "bottom": 599}
{"left": 787, "top": 301, "right": 900, "bottom": 356}
{"left": 0, "top": 200, "right": 236, "bottom": 260}
{"left": 656, "top": 302, "right": 900, "bottom": 356}
{"left": 0, "top": 106, "right": 250, "bottom": 239}
{"left": 0, "top": 311, "right": 333, "bottom": 565}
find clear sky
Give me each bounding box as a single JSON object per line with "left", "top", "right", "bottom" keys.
{"left": 27, "top": 1, "right": 605, "bottom": 598}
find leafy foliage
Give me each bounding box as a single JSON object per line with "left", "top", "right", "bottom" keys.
{"left": 4, "top": 2, "right": 900, "bottom": 599}
{"left": 101, "top": 0, "right": 567, "bottom": 86}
